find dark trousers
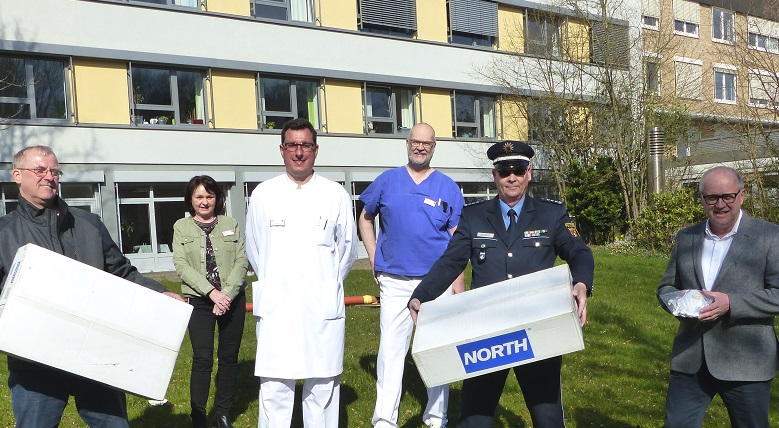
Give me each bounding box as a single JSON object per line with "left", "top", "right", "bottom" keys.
{"left": 8, "top": 368, "right": 128, "bottom": 428}
{"left": 663, "top": 361, "right": 772, "bottom": 428}
{"left": 458, "top": 356, "right": 564, "bottom": 428}
{"left": 188, "top": 291, "right": 246, "bottom": 423}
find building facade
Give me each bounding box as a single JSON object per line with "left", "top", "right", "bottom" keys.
{"left": 1, "top": 0, "right": 633, "bottom": 271}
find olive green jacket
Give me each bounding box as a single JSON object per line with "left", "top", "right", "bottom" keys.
{"left": 172, "top": 215, "right": 248, "bottom": 299}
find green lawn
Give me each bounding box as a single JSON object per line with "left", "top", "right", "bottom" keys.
{"left": 0, "top": 248, "right": 778, "bottom": 427}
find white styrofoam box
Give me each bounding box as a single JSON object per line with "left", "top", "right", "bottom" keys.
{"left": 0, "top": 244, "right": 192, "bottom": 400}
{"left": 411, "top": 264, "right": 584, "bottom": 387}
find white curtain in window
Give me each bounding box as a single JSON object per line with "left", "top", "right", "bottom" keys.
{"left": 481, "top": 99, "right": 496, "bottom": 138}
{"left": 194, "top": 79, "right": 204, "bottom": 120}
{"left": 398, "top": 89, "right": 413, "bottom": 129}
{"left": 673, "top": 0, "right": 699, "bottom": 24}
{"left": 290, "top": 0, "right": 312, "bottom": 22}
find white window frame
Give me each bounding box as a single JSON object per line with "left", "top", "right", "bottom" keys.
{"left": 673, "top": 0, "right": 700, "bottom": 38}
{"left": 711, "top": 8, "right": 735, "bottom": 44}
{"left": 642, "top": 0, "right": 660, "bottom": 30}
{"left": 713, "top": 64, "right": 737, "bottom": 104}
{"left": 674, "top": 56, "right": 703, "bottom": 100}
{"left": 748, "top": 69, "right": 779, "bottom": 108}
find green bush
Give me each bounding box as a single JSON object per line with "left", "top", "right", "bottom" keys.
{"left": 630, "top": 188, "right": 705, "bottom": 252}
{"left": 565, "top": 156, "right": 627, "bottom": 245}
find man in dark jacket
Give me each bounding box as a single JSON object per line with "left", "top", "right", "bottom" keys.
{"left": 408, "top": 141, "right": 594, "bottom": 428}
{"left": 0, "top": 145, "right": 184, "bottom": 427}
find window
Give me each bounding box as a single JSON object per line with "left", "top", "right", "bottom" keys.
{"left": 642, "top": 0, "right": 660, "bottom": 30}
{"left": 712, "top": 8, "right": 734, "bottom": 43}
{"left": 460, "top": 182, "right": 496, "bottom": 204}
{"left": 749, "top": 72, "right": 778, "bottom": 107}
{"left": 252, "top": 0, "right": 313, "bottom": 22}
{"left": 526, "top": 11, "right": 563, "bottom": 59}
{"left": 748, "top": 17, "right": 779, "bottom": 52}
{"left": 258, "top": 76, "right": 319, "bottom": 130}
{"left": 591, "top": 21, "right": 630, "bottom": 68}
{"left": 673, "top": 0, "right": 699, "bottom": 37}
{"left": 526, "top": 102, "right": 564, "bottom": 143}
{"left": 358, "top": 0, "right": 416, "bottom": 37}
{"left": 0, "top": 55, "right": 68, "bottom": 122}
{"left": 714, "top": 68, "right": 736, "bottom": 103}
{"left": 452, "top": 91, "right": 496, "bottom": 139}
{"left": 645, "top": 58, "right": 661, "bottom": 95}
{"left": 448, "top": 0, "right": 498, "bottom": 47}
{"left": 130, "top": 66, "right": 205, "bottom": 126}
{"left": 674, "top": 59, "right": 702, "bottom": 99}
{"left": 749, "top": 32, "right": 779, "bottom": 52}
{"left": 132, "top": 0, "right": 198, "bottom": 6}
{"left": 363, "top": 85, "right": 414, "bottom": 134}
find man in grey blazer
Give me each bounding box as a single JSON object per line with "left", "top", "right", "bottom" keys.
{"left": 658, "top": 166, "right": 779, "bottom": 428}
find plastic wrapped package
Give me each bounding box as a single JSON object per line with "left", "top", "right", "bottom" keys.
{"left": 659, "top": 290, "right": 713, "bottom": 318}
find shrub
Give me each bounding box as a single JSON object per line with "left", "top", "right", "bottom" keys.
{"left": 565, "top": 156, "right": 627, "bottom": 245}
{"left": 630, "top": 188, "right": 705, "bottom": 253}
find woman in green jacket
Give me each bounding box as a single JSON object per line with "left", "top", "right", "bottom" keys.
{"left": 173, "top": 175, "right": 248, "bottom": 428}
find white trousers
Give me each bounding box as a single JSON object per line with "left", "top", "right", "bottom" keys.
{"left": 372, "top": 273, "right": 450, "bottom": 428}
{"left": 258, "top": 376, "right": 340, "bottom": 428}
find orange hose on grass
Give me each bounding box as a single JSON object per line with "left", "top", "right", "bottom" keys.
{"left": 246, "top": 295, "right": 378, "bottom": 312}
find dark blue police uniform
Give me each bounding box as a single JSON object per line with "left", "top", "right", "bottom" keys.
{"left": 410, "top": 141, "right": 594, "bottom": 428}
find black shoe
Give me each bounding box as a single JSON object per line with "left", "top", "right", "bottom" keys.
{"left": 214, "top": 414, "right": 233, "bottom": 428}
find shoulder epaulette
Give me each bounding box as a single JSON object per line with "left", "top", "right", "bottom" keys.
{"left": 540, "top": 198, "right": 563, "bottom": 205}
{"left": 465, "top": 199, "right": 489, "bottom": 207}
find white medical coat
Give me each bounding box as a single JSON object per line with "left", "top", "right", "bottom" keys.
{"left": 246, "top": 173, "right": 357, "bottom": 379}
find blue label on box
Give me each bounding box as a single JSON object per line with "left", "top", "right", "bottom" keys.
{"left": 456, "top": 329, "right": 534, "bottom": 373}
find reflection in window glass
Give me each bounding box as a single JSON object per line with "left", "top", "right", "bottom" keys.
{"left": 526, "top": 13, "right": 562, "bottom": 59}
{"left": 131, "top": 66, "right": 205, "bottom": 126}
{"left": 453, "top": 92, "right": 495, "bottom": 139}
{"left": 364, "top": 85, "right": 414, "bottom": 134}
{"left": 0, "top": 55, "right": 67, "bottom": 121}
{"left": 258, "top": 76, "right": 319, "bottom": 130}
{"left": 60, "top": 183, "right": 95, "bottom": 198}
{"left": 120, "top": 204, "right": 152, "bottom": 254}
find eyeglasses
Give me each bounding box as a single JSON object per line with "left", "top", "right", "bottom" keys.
{"left": 408, "top": 139, "right": 435, "bottom": 149}
{"left": 496, "top": 167, "right": 528, "bottom": 178}
{"left": 19, "top": 167, "right": 63, "bottom": 178}
{"left": 701, "top": 191, "right": 741, "bottom": 205}
{"left": 282, "top": 142, "right": 316, "bottom": 152}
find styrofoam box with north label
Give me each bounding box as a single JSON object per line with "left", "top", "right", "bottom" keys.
{"left": 411, "top": 264, "right": 583, "bottom": 387}
{"left": 0, "top": 244, "right": 192, "bottom": 400}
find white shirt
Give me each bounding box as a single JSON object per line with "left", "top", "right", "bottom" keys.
{"left": 246, "top": 173, "right": 357, "bottom": 378}
{"left": 701, "top": 210, "right": 743, "bottom": 290}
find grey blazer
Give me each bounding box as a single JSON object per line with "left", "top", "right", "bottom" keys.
{"left": 658, "top": 213, "right": 779, "bottom": 382}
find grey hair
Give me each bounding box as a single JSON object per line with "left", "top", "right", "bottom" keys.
{"left": 13, "top": 146, "right": 56, "bottom": 169}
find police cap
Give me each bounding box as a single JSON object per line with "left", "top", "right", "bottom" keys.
{"left": 487, "top": 141, "right": 535, "bottom": 166}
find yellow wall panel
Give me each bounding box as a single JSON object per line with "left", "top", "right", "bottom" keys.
{"left": 420, "top": 88, "right": 453, "bottom": 138}
{"left": 206, "top": 0, "right": 250, "bottom": 16}
{"left": 73, "top": 59, "right": 129, "bottom": 125}
{"left": 319, "top": 0, "right": 358, "bottom": 30}
{"left": 500, "top": 96, "right": 527, "bottom": 140}
{"left": 498, "top": 5, "right": 524, "bottom": 52}
{"left": 211, "top": 70, "right": 257, "bottom": 130}
{"left": 324, "top": 80, "right": 363, "bottom": 134}
{"left": 565, "top": 19, "right": 590, "bottom": 63}
{"left": 417, "top": 0, "right": 448, "bottom": 42}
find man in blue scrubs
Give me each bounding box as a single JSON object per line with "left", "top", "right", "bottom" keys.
{"left": 358, "top": 122, "right": 465, "bottom": 428}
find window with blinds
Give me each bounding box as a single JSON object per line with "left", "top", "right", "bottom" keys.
{"left": 749, "top": 72, "right": 778, "bottom": 107}
{"left": 673, "top": 0, "right": 699, "bottom": 37}
{"left": 642, "top": 0, "right": 660, "bottom": 29}
{"left": 358, "top": 0, "right": 417, "bottom": 37}
{"left": 674, "top": 60, "right": 702, "bottom": 99}
{"left": 448, "top": 0, "right": 498, "bottom": 46}
{"left": 591, "top": 21, "right": 630, "bottom": 68}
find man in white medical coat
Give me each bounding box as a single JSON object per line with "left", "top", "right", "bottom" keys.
{"left": 246, "top": 118, "right": 357, "bottom": 427}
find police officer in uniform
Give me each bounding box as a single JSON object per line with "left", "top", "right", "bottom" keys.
{"left": 408, "top": 141, "right": 594, "bottom": 428}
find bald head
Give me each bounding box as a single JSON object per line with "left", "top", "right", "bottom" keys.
{"left": 406, "top": 123, "right": 436, "bottom": 170}
{"left": 699, "top": 166, "right": 743, "bottom": 193}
